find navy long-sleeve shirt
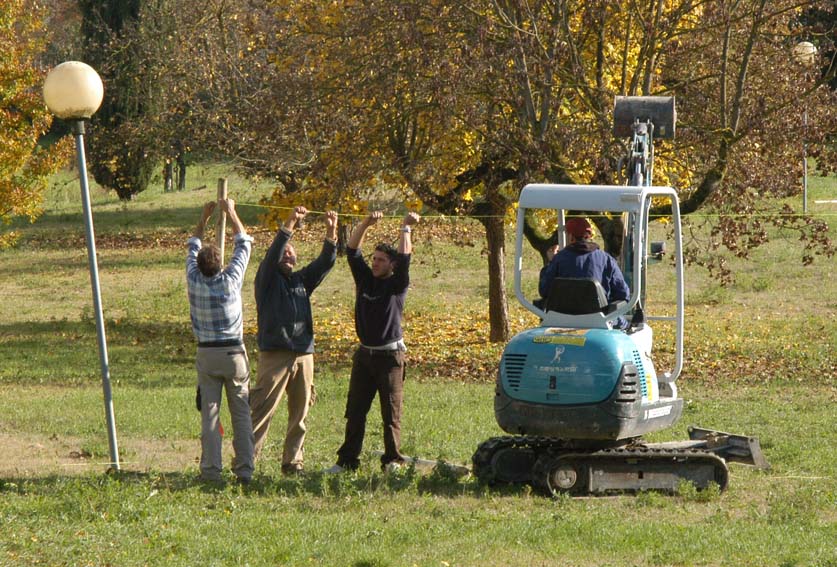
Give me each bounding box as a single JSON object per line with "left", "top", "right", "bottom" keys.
{"left": 346, "top": 247, "right": 410, "bottom": 347}
{"left": 255, "top": 229, "right": 336, "bottom": 353}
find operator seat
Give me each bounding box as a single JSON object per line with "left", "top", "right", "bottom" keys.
{"left": 544, "top": 277, "right": 622, "bottom": 315}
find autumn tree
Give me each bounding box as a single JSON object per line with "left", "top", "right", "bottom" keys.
{"left": 647, "top": 1, "right": 836, "bottom": 277}
{"left": 801, "top": 4, "right": 837, "bottom": 90}
{"left": 433, "top": 0, "right": 837, "bottom": 281}
{"left": 87, "top": 0, "right": 332, "bottom": 201}
{"left": 190, "top": 0, "right": 836, "bottom": 342}
{"left": 182, "top": 1, "right": 523, "bottom": 340}
{"left": 76, "top": 0, "right": 178, "bottom": 199}
{"left": 0, "top": 0, "right": 70, "bottom": 246}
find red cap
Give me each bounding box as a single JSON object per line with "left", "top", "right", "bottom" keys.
{"left": 565, "top": 217, "right": 593, "bottom": 239}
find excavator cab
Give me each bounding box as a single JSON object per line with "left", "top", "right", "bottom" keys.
{"left": 495, "top": 184, "right": 685, "bottom": 441}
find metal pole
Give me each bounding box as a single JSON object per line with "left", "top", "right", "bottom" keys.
{"left": 803, "top": 107, "right": 808, "bottom": 214}
{"left": 72, "top": 120, "right": 120, "bottom": 471}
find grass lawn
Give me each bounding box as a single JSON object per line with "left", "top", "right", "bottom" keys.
{"left": 0, "top": 164, "right": 835, "bottom": 566}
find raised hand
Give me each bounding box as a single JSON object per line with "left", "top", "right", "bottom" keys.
{"left": 219, "top": 198, "right": 236, "bottom": 215}
{"left": 325, "top": 210, "right": 338, "bottom": 229}
{"left": 201, "top": 201, "right": 217, "bottom": 222}
{"left": 195, "top": 201, "right": 217, "bottom": 238}
{"left": 285, "top": 205, "right": 308, "bottom": 231}
{"left": 403, "top": 212, "right": 420, "bottom": 226}
{"left": 366, "top": 211, "right": 384, "bottom": 225}
{"left": 290, "top": 206, "right": 308, "bottom": 223}
{"left": 325, "top": 210, "right": 338, "bottom": 240}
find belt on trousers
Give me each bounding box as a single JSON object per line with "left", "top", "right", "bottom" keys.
{"left": 357, "top": 345, "right": 400, "bottom": 356}
{"left": 198, "top": 339, "right": 243, "bottom": 348}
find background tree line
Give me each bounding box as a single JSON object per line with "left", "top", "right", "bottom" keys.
{"left": 3, "top": 0, "right": 836, "bottom": 341}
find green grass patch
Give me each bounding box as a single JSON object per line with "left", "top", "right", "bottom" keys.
{"left": 1, "top": 381, "right": 836, "bottom": 566}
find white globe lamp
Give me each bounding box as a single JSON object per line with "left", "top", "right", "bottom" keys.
{"left": 43, "top": 61, "right": 104, "bottom": 120}
{"left": 792, "top": 41, "right": 817, "bottom": 66}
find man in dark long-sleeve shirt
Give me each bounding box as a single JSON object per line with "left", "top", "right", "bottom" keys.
{"left": 326, "top": 210, "right": 420, "bottom": 473}
{"left": 249, "top": 206, "right": 337, "bottom": 475}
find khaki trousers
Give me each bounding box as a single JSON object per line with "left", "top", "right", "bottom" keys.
{"left": 249, "top": 349, "right": 314, "bottom": 466}
{"left": 196, "top": 345, "right": 254, "bottom": 481}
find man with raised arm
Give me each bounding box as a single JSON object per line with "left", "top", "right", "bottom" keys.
{"left": 250, "top": 206, "right": 338, "bottom": 475}
{"left": 326, "top": 210, "right": 421, "bottom": 474}
{"left": 186, "top": 199, "right": 254, "bottom": 484}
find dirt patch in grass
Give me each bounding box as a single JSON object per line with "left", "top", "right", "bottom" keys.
{"left": 0, "top": 432, "right": 199, "bottom": 478}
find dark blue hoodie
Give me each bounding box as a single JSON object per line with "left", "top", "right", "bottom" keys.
{"left": 538, "top": 240, "right": 630, "bottom": 326}
{"left": 255, "top": 229, "right": 336, "bottom": 353}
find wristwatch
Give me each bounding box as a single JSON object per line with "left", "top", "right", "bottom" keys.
{"left": 401, "top": 226, "right": 412, "bottom": 233}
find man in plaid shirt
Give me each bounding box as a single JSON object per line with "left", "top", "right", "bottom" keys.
{"left": 186, "top": 199, "right": 255, "bottom": 484}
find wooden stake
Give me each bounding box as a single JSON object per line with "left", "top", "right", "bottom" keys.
{"left": 216, "top": 178, "right": 228, "bottom": 261}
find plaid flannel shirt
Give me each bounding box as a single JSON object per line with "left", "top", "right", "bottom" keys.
{"left": 186, "top": 233, "right": 253, "bottom": 343}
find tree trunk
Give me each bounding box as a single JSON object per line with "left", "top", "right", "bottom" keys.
{"left": 481, "top": 214, "right": 510, "bottom": 343}
{"left": 597, "top": 215, "right": 624, "bottom": 257}
{"left": 337, "top": 223, "right": 350, "bottom": 255}
{"left": 522, "top": 210, "right": 558, "bottom": 266}
{"left": 395, "top": 161, "right": 515, "bottom": 343}
{"left": 672, "top": 138, "right": 730, "bottom": 216}
{"left": 177, "top": 153, "right": 186, "bottom": 191}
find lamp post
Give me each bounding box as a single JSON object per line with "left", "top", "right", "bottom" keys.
{"left": 793, "top": 41, "right": 817, "bottom": 214}
{"left": 43, "top": 61, "right": 120, "bottom": 471}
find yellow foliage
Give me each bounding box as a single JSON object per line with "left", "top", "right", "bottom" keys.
{"left": 310, "top": 302, "right": 526, "bottom": 380}
{"left": 404, "top": 197, "right": 423, "bottom": 211}
{"left": 259, "top": 0, "right": 714, "bottom": 234}
{"left": 0, "top": 0, "right": 72, "bottom": 244}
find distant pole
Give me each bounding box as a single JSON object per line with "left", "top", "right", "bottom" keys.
{"left": 216, "top": 178, "right": 228, "bottom": 259}
{"left": 803, "top": 108, "right": 808, "bottom": 214}
{"left": 793, "top": 41, "right": 817, "bottom": 214}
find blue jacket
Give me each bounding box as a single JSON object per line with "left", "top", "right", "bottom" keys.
{"left": 539, "top": 240, "right": 630, "bottom": 307}
{"left": 255, "top": 229, "right": 336, "bottom": 353}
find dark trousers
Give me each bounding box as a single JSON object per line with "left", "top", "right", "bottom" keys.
{"left": 337, "top": 348, "right": 406, "bottom": 468}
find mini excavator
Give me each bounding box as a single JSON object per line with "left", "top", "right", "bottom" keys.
{"left": 472, "top": 96, "right": 769, "bottom": 495}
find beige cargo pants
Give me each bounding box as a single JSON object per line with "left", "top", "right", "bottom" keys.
{"left": 249, "top": 350, "right": 314, "bottom": 467}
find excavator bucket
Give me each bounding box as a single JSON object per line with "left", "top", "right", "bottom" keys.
{"left": 613, "top": 96, "right": 676, "bottom": 139}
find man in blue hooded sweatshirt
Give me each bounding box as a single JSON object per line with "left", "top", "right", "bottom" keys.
{"left": 538, "top": 217, "right": 630, "bottom": 329}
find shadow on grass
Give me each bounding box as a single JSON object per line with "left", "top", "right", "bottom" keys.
{"left": 14, "top": 206, "right": 204, "bottom": 233}
{"left": 0, "top": 319, "right": 241, "bottom": 387}
{"left": 1, "top": 248, "right": 186, "bottom": 277}
{"left": 0, "top": 466, "right": 532, "bottom": 500}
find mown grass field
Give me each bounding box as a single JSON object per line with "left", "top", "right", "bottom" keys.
{"left": 0, "top": 164, "right": 835, "bottom": 566}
